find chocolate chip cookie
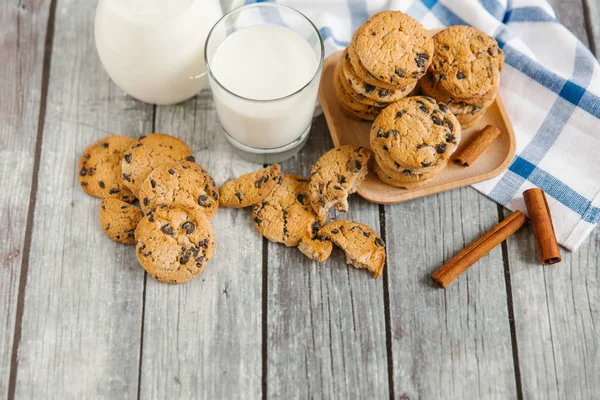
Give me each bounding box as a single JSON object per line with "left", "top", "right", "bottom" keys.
{"left": 79, "top": 135, "right": 136, "bottom": 202}
{"left": 135, "top": 204, "right": 215, "bottom": 284}
{"left": 220, "top": 164, "right": 282, "bottom": 208}
{"left": 341, "top": 49, "right": 415, "bottom": 103}
{"left": 353, "top": 11, "right": 434, "bottom": 88}
{"left": 137, "top": 161, "right": 219, "bottom": 219}
{"left": 429, "top": 25, "right": 504, "bottom": 101}
{"left": 252, "top": 175, "right": 325, "bottom": 247}
{"left": 309, "top": 146, "right": 371, "bottom": 220}
{"left": 298, "top": 235, "right": 333, "bottom": 263}
{"left": 121, "top": 133, "right": 194, "bottom": 197}
{"left": 99, "top": 198, "right": 143, "bottom": 245}
{"left": 370, "top": 96, "right": 461, "bottom": 173}
{"left": 317, "top": 220, "right": 386, "bottom": 278}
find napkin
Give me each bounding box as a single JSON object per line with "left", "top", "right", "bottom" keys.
{"left": 245, "top": 0, "right": 600, "bottom": 251}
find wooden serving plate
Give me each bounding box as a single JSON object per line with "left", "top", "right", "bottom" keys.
{"left": 318, "top": 51, "right": 517, "bottom": 205}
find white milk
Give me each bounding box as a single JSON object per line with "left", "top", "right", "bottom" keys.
{"left": 209, "top": 24, "right": 320, "bottom": 149}
{"left": 95, "top": 0, "right": 224, "bottom": 105}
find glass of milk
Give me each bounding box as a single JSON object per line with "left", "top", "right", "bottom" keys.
{"left": 95, "top": 0, "right": 244, "bottom": 105}
{"left": 205, "top": 3, "right": 324, "bottom": 163}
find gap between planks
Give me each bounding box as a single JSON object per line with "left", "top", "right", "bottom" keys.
{"left": 7, "top": 1, "right": 58, "bottom": 399}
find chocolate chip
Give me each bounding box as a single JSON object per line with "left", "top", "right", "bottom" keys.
{"left": 363, "top": 231, "right": 372, "bottom": 238}
{"left": 311, "top": 222, "right": 321, "bottom": 235}
{"left": 439, "top": 103, "right": 449, "bottom": 112}
{"left": 81, "top": 182, "right": 88, "bottom": 187}
{"left": 180, "top": 252, "right": 190, "bottom": 265}
{"left": 432, "top": 116, "right": 443, "bottom": 126}
{"left": 333, "top": 185, "right": 342, "bottom": 190}
{"left": 100, "top": 142, "right": 109, "bottom": 148}
{"left": 445, "top": 134, "right": 456, "bottom": 143}
{"left": 436, "top": 143, "right": 447, "bottom": 154}
{"left": 198, "top": 239, "right": 209, "bottom": 248}
{"left": 353, "top": 160, "right": 362, "bottom": 171}
{"left": 212, "top": 190, "right": 219, "bottom": 200}
{"left": 415, "top": 57, "right": 426, "bottom": 68}
{"left": 457, "top": 71, "right": 465, "bottom": 80}
{"left": 417, "top": 52, "right": 430, "bottom": 60}
{"left": 148, "top": 214, "right": 155, "bottom": 222}
{"left": 318, "top": 197, "right": 327, "bottom": 207}
{"left": 122, "top": 173, "right": 131, "bottom": 182}
{"left": 416, "top": 143, "right": 428, "bottom": 150}
{"left": 356, "top": 94, "right": 366, "bottom": 101}
{"left": 143, "top": 198, "right": 149, "bottom": 207}
{"left": 168, "top": 168, "right": 176, "bottom": 175}
{"left": 441, "top": 44, "right": 450, "bottom": 51}
{"left": 253, "top": 217, "right": 262, "bottom": 226}
{"left": 255, "top": 176, "right": 269, "bottom": 189}
{"left": 444, "top": 119, "right": 454, "bottom": 131}
{"left": 421, "top": 162, "right": 432, "bottom": 167}
{"left": 383, "top": 146, "right": 388, "bottom": 151}
{"left": 394, "top": 162, "right": 401, "bottom": 169}
{"left": 378, "top": 88, "right": 390, "bottom": 98}
{"left": 417, "top": 101, "right": 429, "bottom": 113}
{"left": 182, "top": 221, "right": 195, "bottom": 234}
{"left": 390, "top": 129, "right": 399, "bottom": 138}
{"left": 395, "top": 67, "right": 406, "bottom": 78}
{"left": 124, "top": 153, "right": 132, "bottom": 163}
{"left": 411, "top": 71, "right": 420, "bottom": 78}
{"left": 396, "top": 110, "right": 406, "bottom": 119}
{"left": 363, "top": 84, "right": 375, "bottom": 94}
{"left": 98, "top": 181, "right": 105, "bottom": 189}
{"left": 375, "top": 237, "right": 385, "bottom": 247}
{"left": 127, "top": 231, "right": 135, "bottom": 239}
{"left": 198, "top": 195, "right": 210, "bottom": 207}
{"left": 297, "top": 194, "right": 308, "bottom": 204}
{"left": 331, "top": 228, "right": 340, "bottom": 234}
{"left": 80, "top": 167, "right": 88, "bottom": 176}
{"left": 191, "top": 246, "right": 200, "bottom": 257}
{"left": 235, "top": 192, "right": 243, "bottom": 202}
{"left": 109, "top": 188, "right": 120, "bottom": 195}
{"left": 121, "top": 205, "right": 128, "bottom": 209}
{"left": 105, "top": 223, "right": 110, "bottom": 230}
{"left": 148, "top": 179, "right": 156, "bottom": 189}
{"left": 376, "top": 129, "right": 389, "bottom": 139}
{"left": 403, "top": 169, "right": 414, "bottom": 176}
{"left": 162, "top": 224, "right": 174, "bottom": 235}
{"left": 338, "top": 175, "right": 347, "bottom": 184}
{"left": 185, "top": 155, "right": 195, "bottom": 162}
{"left": 138, "top": 244, "right": 146, "bottom": 253}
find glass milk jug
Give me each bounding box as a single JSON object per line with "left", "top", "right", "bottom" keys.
{"left": 95, "top": 0, "right": 244, "bottom": 105}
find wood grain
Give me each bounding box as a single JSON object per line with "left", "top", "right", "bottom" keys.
{"left": 505, "top": 3, "right": 600, "bottom": 400}
{"left": 11, "top": 0, "right": 153, "bottom": 398}
{"left": 266, "top": 116, "right": 390, "bottom": 398}
{"left": 0, "top": 0, "right": 52, "bottom": 398}
{"left": 385, "top": 191, "right": 518, "bottom": 399}
{"left": 138, "top": 93, "right": 263, "bottom": 400}
{"left": 583, "top": 0, "right": 600, "bottom": 56}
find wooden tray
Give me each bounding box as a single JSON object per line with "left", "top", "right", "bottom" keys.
{"left": 318, "top": 51, "right": 517, "bottom": 205}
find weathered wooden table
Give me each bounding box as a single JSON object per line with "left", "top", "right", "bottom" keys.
{"left": 1, "top": 1, "right": 598, "bottom": 399}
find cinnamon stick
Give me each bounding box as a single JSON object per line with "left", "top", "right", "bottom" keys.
{"left": 523, "top": 188, "right": 562, "bottom": 265}
{"left": 454, "top": 125, "right": 501, "bottom": 166}
{"left": 431, "top": 211, "right": 528, "bottom": 288}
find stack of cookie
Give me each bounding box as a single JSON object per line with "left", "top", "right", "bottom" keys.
{"left": 420, "top": 26, "right": 505, "bottom": 129}
{"left": 79, "top": 133, "right": 218, "bottom": 284}
{"left": 334, "top": 11, "right": 434, "bottom": 121}
{"left": 370, "top": 96, "right": 462, "bottom": 189}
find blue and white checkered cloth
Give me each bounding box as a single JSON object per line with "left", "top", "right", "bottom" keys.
{"left": 247, "top": 0, "right": 600, "bottom": 250}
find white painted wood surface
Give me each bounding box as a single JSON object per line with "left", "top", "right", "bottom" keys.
{"left": 0, "top": 1, "right": 51, "bottom": 398}
{"left": 1, "top": 0, "right": 598, "bottom": 399}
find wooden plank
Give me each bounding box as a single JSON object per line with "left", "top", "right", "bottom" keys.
{"left": 506, "top": 2, "right": 600, "bottom": 399}
{"left": 386, "top": 191, "right": 518, "bottom": 399}
{"left": 12, "top": 0, "right": 154, "bottom": 398}
{"left": 0, "top": 0, "right": 52, "bottom": 398}
{"left": 505, "top": 222, "right": 599, "bottom": 400}
{"left": 266, "top": 117, "right": 390, "bottom": 398}
{"left": 546, "top": 0, "right": 590, "bottom": 46}
{"left": 138, "top": 93, "right": 263, "bottom": 399}
{"left": 583, "top": 0, "right": 600, "bottom": 56}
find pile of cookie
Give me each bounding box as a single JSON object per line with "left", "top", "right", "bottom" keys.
{"left": 79, "top": 133, "right": 218, "bottom": 284}
{"left": 334, "top": 11, "right": 434, "bottom": 120}
{"left": 370, "top": 96, "right": 462, "bottom": 188}
{"left": 220, "top": 145, "right": 386, "bottom": 278}
{"left": 420, "top": 25, "right": 505, "bottom": 129}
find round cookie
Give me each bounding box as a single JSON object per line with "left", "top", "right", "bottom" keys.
{"left": 342, "top": 49, "right": 415, "bottom": 103}
{"left": 135, "top": 204, "right": 215, "bottom": 284}
{"left": 372, "top": 161, "right": 434, "bottom": 189}
{"left": 370, "top": 96, "right": 461, "bottom": 172}
{"left": 337, "top": 61, "right": 390, "bottom": 108}
{"left": 252, "top": 175, "right": 325, "bottom": 247}
{"left": 220, "top": 164, "right": 282, "bottom": 208}
{"left": 99, "top": 198, "right": 143, "bottom": 245}
{"left": 138, "top": 161, "right": 219, "bottom": 219}
{"left": 347, "top": 43, "right": 399, "bottom": 90}
{"left": 121, "top": 133, "right": 194, "bottom": 197}
{"left": 429, "top": 25, "right": 504, "bottom": 101}
{"left": 334, "top": 66, "right": 385, "bottom": 114}
{"left": 79, "top": 135, "right": 136, "bottom": 202}
{"left": 309, "top": 145, "right": 372, "bottom": 220}
{"left": 317, "top": 220, "right": 386, "bottom": 278}
{"left": 420, "top": 71, "right": 499, "bottom": 109}
{"left": 353, "top": 11, "right": 434, "bottom": 87}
